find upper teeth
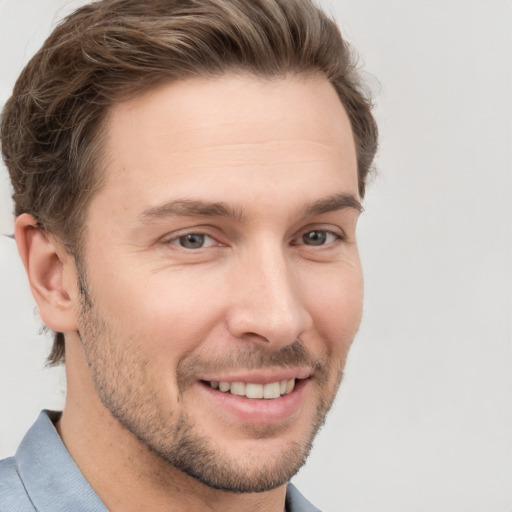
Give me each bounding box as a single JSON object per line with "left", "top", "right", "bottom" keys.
{"left": 209, "top": 379, "right": 295, "bottom": 399}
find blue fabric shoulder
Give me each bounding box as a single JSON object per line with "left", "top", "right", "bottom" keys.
{"left": 0, "top": 456, "right": 35, "bottom": 512}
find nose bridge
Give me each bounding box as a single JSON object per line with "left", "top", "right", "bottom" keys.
{"left": 227, "top": 240, "right": 312, "bottom": 346}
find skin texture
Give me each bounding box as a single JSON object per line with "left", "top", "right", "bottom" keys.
{"left": 16, "top": 74, "right": 363, "bottom": 512}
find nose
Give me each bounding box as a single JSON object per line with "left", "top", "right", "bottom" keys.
{"left": 226, "top": 245, "right": 313, "bottom": 349}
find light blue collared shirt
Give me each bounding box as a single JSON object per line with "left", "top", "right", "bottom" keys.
{"left": 0, "top": 411, "right": 320, "bottom": 512}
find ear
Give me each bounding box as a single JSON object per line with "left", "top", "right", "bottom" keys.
{"left": 15, "top": 213, "right": 79, "bottom": 333}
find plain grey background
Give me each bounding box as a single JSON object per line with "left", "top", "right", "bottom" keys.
{"left": 1, "top": 1, "right": 511, "bottom": 511}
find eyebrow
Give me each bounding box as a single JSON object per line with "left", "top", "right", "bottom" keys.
{"left": 139, "top": 199, "right": 245, "bottom": 222}
{"left": 304, "top": 193, "right": 364, "bottom": 216}
{"left": 138, "top": 193, "right": 362, "bottom": 223}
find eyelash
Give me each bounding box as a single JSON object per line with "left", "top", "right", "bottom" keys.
{"left": 163, "top": 228, "right": 345, "bottom": 250}
{"left": 164, "top": 233, "right": 220, "bottom": 250}
{"left": 292, "top": 229, "right": 344, "bottom": 247}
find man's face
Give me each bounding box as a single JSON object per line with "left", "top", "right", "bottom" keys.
{"left": 76, "top": 74, "right": 363, "bottom": 492}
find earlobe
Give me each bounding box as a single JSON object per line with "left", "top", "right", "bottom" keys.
{"left": 15, "top": 213, "right": 79, "bottom": 333}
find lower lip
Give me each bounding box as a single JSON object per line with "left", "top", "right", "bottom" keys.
{"left": 196, "top": 379, "right": 309, "bottom": 425}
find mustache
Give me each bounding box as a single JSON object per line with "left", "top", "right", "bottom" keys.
{"left": 176, "top": 339, "right": 331, "bottom": 390}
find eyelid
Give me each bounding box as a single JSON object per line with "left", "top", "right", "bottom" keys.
{"left": 294, "top": 231, "right": 341, "bottom": 246}
{"left": 161, "top": 227, "right": 224, "bottom": 248}
{"left": 292, "top": 226, "right": 346, "bottom": 246}
{"left": 167, "top": 233, "right": 217, "bottom": 248}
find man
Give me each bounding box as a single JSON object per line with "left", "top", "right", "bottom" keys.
{"left": 0, "top": 0, "right": 377, "bottom": 510}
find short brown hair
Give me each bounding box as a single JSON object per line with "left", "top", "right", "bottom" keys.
{"left": 1, "top": 0, "right": 378, "bottom": 365}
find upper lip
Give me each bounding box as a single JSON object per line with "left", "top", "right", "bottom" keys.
{"left": 197, "top": 367, "right": 312, "bottom": 384}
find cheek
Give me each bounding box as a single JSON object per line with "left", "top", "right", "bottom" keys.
{"left": 306, "top": 263, "right": 363, "bottom": 354}
{"left": 89, "top": 264, "right": 226, "bottom": 357}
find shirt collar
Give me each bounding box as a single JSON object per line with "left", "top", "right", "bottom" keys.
{"left": 15, "top": 410, "right": 109, "bottom": 512}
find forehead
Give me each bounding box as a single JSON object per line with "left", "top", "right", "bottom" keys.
{"left": 107, "top": 74, "right": 354, "bottom": 143}
{"left": 94, "top": 74, "right": 358, "bottom": 218}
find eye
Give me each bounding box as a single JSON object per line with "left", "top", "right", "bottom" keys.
{"left": 167, "top": 233, "right": 217, "bottom": 249}
{"left": 296, "top": 230, "right": 341, "bottom": 246}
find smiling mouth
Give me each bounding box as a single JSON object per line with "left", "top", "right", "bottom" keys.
{"left": 202, "top": 378, "right": 302, "bottom": 399}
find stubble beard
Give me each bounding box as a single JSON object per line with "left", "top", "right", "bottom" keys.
{"left": 76, "top": 273, "right": 344, "bottom": 493}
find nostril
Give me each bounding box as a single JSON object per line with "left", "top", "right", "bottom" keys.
{"left": 242, "top": 332, "right": 270, "bottom": 343}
